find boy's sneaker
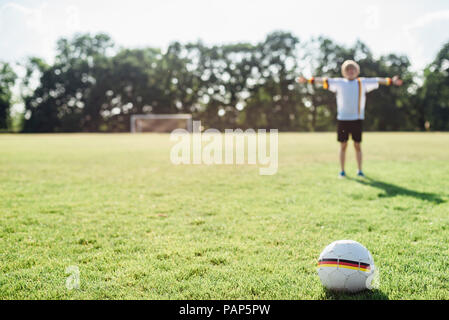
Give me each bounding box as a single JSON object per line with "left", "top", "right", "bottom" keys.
{"left": 339, "top": 171, "right": 346, "bottom": 179}
{"left": 357, "top": 170, "right": 365, "bottom": 178}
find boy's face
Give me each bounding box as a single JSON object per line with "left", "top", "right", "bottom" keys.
{"left": 343, "top": 65, "right": 359, "bottom": 80}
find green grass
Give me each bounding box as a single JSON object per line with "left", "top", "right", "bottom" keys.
{"left": 0, "top": 132, "right": 448, "bottom": 300}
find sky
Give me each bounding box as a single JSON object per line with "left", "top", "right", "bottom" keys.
{"left": 1, "top": 0, "right": 449, "bottom": 71}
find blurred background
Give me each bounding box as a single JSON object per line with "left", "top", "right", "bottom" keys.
{"left": 0, "top": 0, "right": 448, "bottom": 132}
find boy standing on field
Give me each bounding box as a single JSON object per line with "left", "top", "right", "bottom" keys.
{"left": 297, "top": 60, "right": 403, "bottom": 178}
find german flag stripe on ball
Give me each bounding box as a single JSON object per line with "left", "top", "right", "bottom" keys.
{"left": 318, "top": 258, "right": 371, "bottom": 272}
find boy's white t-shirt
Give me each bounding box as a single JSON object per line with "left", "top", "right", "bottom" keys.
{"left": 327, "top": 77, "right": 379, "bottom": 120}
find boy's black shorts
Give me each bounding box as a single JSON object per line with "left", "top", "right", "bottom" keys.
{"left": 337, "top": 120, "right": 363, "bottom": 142}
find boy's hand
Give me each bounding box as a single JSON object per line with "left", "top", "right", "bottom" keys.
{"left": 297, "top": 76, "right": 308, "bottom": 84}
{"left": 392, "top": 75, "right": 403, "bottom": 86}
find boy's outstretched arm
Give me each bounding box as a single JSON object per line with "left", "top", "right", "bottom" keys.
{"left": 297, "top": 76, "right": 327, "bottom": 85}
{"left": 377, "top": 75, "right": 403, "bottom": 86}
{"left": 297, "top": 76, "right": 333, "bottom": 89}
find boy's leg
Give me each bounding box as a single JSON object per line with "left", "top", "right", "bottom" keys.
{"left": 354, "top": 142, "right": 362, "bottom": 172}
{"left": 352, "top": 120, "right": 363, "bottom": 175}
{"left": 340, "top": 142, "right": 348, "bottom": 172}
{"left": 337, "top": 120, "right": 349, "bottom": 175}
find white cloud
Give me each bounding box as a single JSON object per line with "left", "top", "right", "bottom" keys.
{"left": 0, "top": 1, "right": 57, "bottom": 63}
{"left": 402, "top": 10, "right": 449, "bottom": 70}
{"left": 404, "top": 10, "right": 449, "bottom": 30}
{"left": 0, "top": 2, "right": 49, "bottom": 34}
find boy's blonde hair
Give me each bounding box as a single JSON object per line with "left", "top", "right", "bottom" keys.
{"left": 341, "top": 60, "right": 360, "bottom": 77}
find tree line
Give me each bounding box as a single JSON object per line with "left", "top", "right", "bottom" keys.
{"left": 0, "top": 31, "right": 448, "bottom": 132}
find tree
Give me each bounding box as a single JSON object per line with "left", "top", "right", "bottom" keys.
{"left": 418, "top": 42, "right": 449, "bottom": 131}
{"left": 246, "top": 31, "right": 302, "bottom": 131}
{"left": 0, "top": 62, "right": 17, "bottom": 130}
{"left": 23, "top": 33, "right": 115, "bottom": 132}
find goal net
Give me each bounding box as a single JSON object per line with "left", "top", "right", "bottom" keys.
{"left": 130, "top": 114, "right": 193, "bottom": 133}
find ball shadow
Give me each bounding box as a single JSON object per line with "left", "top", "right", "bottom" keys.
{"left": 323, "top": 288, "right": 389, "bottom": 300}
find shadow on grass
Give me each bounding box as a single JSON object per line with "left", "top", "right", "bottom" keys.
{"left": 323, "top": 288, "right": 389, "bottom": 300}
{"left": 348, "top": 176, "right": 446, "bottom": 205}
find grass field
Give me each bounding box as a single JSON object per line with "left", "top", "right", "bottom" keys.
{"left": 0, "top": 132, "right": 448, "bottom": 300}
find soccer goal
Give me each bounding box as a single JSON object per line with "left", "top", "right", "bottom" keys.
{"left": 130, "top": 114, "right": 193, "bottom": 133}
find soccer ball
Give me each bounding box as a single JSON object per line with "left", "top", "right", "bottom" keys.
{"left": 317, "top": 240, "right": 375, "bottom": 293}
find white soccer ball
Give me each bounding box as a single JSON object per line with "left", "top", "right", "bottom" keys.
{"left": 317, "top": 240, "right": 375, "bottom": 293}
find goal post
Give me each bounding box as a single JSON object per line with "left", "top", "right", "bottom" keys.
{"left": 130, "top": 114, "right": 193, "bottom": 133}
